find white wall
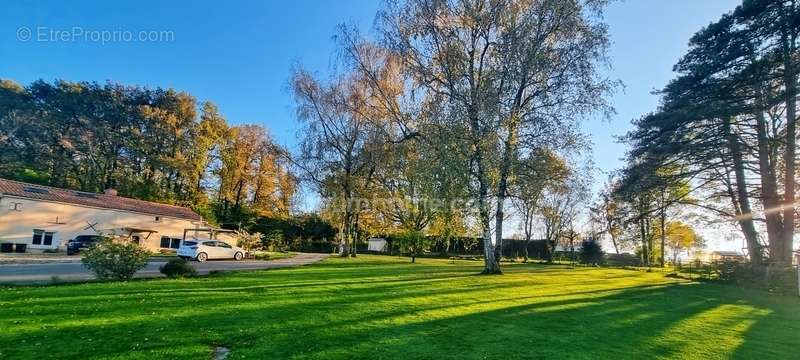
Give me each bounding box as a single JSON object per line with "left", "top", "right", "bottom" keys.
{"left": 367, "top": 238, "right": 387, "bottom": 252}
{"left": 0, "top": 196, "right": 202, "bottom": 252}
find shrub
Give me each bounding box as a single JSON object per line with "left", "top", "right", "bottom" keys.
{"left": 719, "top": 262, "right": 798, "bottom": 295}
{"left": 159, "top": 258, "right": 198, "bottom": 278}
{"left": 579, "top": 240, "right": 604, "bottom": 265}
{"left": 606, "top": 253, "right": 641, "bottom": 266}
{"left": 261, "top": 229, "right": 285, "bottom": 251}
{"left": 235, "top": 230, "right": 263, "bottom": 252}
{"left": 81, "top": 237, "right": 150, "bottom": 281}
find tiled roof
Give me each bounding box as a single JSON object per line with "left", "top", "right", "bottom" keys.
{"left": 0, "top": 178, "right": 201, "bottom": 221}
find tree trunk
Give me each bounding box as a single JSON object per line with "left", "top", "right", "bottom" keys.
{"left": 471, "top": 112, "right": 501, "bottom": 274}
{"left": 479, "top": 164, "right": 501, "bottom": 274}
{"left": 339, "top": 214, "right": 350, "bottom": 257}
{"left": 350, "top": 213, "right": 359, "bottom": 258}
{"left": 494, "top": 114, "right": 519, "bottom": 264}
{"left": 660, "top": 189, "right": 667, "bottom": 267}
{"left": 644, "top": 217, "right": 653, "bottom": 266}
{"left": 523, "top": 238, "right": 530, "bottom": 262}
{"left": 754, "top": 87, "right": 785, "bottom": 262}
{"left": 493, "top": 195, "right": 505, "bottom": 263}
{"left": 610, "top": 235, "right": 620, "bottom": 255}
{"left": 724, "top": 116, "right": 763, "bottom": 264}
{"left": 544, "top": 240, "right": 555, "bottom": 263}
{"left": 780, "top": 20, "right": 797, "bottom": 264}
{"left": 639, "top": 215, "right": 649, "bottom": 267}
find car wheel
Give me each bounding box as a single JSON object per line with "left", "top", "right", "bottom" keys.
{"left": 196, "top": 252, "right": 208, "bottom": 262}
{"left": 234, "top": 252, "right": 243, "bottom": 261}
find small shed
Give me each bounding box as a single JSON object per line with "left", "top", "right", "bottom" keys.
{"left": 367, "top": 238, "right": 388, "bottom": 253}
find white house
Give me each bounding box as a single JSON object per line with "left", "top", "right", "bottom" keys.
{"left": 0, "top": 178, "right": 207, "bottom": 252}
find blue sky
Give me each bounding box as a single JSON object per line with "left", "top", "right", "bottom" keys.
{"left": 1, "top": 0, "right": 739, "bottom": 161}
{"left": 1, "top": 0, "right": 742, "bottom": 247}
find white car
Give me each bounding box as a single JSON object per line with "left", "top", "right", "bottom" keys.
{"left": 177, "top": 240, "right": 245, "bottom": 261}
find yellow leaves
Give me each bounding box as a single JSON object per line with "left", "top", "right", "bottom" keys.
{"left": 664, "top": 221, "right": 699, "bottom": 250}
{"left": 217, "top": 125, "right": 296, "bottom": 217}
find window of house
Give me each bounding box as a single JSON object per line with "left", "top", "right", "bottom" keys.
{"left": 154, "top": 216, "right": 161, "bottom": 222}
{"left": 32, "top": 229, "right": 54, "bottom": 246}
{"left": 160, "top": 236, "right": 170, "bottom": 248}
{"left": 160, "top": 236, "right": 182, "bottom": 249}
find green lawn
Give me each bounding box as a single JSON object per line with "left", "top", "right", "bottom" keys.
{"left": 0, "top": 255, "right": 797, "bottom": 359}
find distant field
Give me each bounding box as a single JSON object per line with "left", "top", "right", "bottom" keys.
{"left": 0, "top": 255, "right": 797, "bottom": 359}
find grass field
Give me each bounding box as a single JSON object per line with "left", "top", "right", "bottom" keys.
{"left": 0, "top": 255, "right": 797, "bottom": 359}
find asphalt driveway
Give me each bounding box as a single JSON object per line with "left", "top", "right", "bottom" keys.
{"left": 0, "top": 252, "right": 329, "bottom": 284}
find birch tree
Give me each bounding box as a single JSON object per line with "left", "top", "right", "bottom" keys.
{"left": 378, "top": 0, "right": 614, "bottom": 273}
{"left": 291, "top": 68, "right": 379, "bottom": 256}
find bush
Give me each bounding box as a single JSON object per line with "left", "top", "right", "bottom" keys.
{"left": 579, "top": 240, "right": 604, "bottom": 265}
{"left": 81, "top": 237, "right": 150, "bottom": 281}
{"left": 235, "top": 230, "right": 263, "bottom": 252}
{"left": 261, "top": 229, "right": 285, "bottom": 251}
{"left": 605, "top": 253, "right": 640, "bottom": 266}
{"left": 159, "top": 258, "right": 198, "bottom": 278}
{"left": 719, "top": 262, "right": 798, "bottom": 295}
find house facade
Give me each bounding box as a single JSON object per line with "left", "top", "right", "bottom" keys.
{"left": 0, "top": 178, "right": 205, "bottom": 252}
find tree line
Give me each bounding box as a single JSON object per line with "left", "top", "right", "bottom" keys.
{"left": 291, "top": 0, "right": 615, "bottom": 273}
{"left": 0, "top": 79, "right": 296, "bottom": 227}
{"left": 611, "top": 0, "right": 799, "bottom": 266}
{"left": 3, "top": 0, "right": 627, "bottom": 274}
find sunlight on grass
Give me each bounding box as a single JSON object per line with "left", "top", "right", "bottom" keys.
{"left": 651, "top": 304, "right": 771, "bottom": 359}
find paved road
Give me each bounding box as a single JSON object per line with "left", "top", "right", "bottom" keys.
{"left": 0, "top": 253, "right": 329, "bottom": 284}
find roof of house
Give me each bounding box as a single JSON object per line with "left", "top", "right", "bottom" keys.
{"left": 0, "top": 178, "right": 201, "bottom": 221}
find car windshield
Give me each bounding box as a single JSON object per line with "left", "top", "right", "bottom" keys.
{"left": 183, "top": 241, "right": 197, "bottom": 246}
{"left": 74, "top": 236, "right": 99, "bottom": 243}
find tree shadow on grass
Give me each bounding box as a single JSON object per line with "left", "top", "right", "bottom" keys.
{"left": 265, "top": 282, "right": 787, "bottom": 360}
{"left": 729, "top": 290, "right": 800, "bottom": 359}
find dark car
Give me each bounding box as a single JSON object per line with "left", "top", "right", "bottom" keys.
{"left": 66, "top": 235, "right": 103, "bottom": 255}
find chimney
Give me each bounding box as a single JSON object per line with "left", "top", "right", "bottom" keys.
{"left": 104, "top": 188, "right": 118, "bottom": 196}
